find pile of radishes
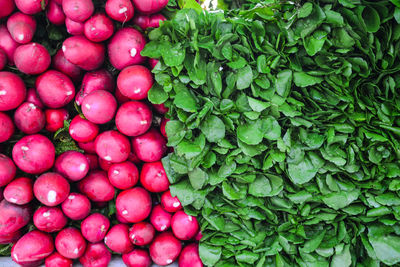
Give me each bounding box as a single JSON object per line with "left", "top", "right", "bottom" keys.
{"left": 0, "top": 0, "right": 203, "bottom": 266}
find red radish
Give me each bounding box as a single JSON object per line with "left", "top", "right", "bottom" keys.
{"left": 0, "top": 154, "right": 15, "bottom": 186}
{"left": 7, "top": 12, "right": 36, "bottom": 44}
{"left": 98, "top": 157, "right": 113, "bottom": 171}
{"left": 149, "top": 232, "right": 182, "bottom": 266}
{"left": 65, "top": 18, "right": 84, "bottom": 35}
{"left": 149, "top": 14, "right": 166, "bottom": 28}
{"left": 104, "top": 224, "right": 133, "bottom": 254}
{"left": 36, "top": 70, "right": 75, "bottom": 108}
{"left": 76, "top": 69, "right": 114, "bottom": 105}
{"left": 78, "top": 140, "right": 97, "bottom": 154}
{"left": 160, "top": 117, "right": 169, "bottom": 137}
{"left": 128, "top": 150, "right": 141, "bottom": 164}
{"left": 161, "top": 190, "right": 182, "bottom": 213}
{"left": 195, "top": 230, "right": 202, "bottom": 241}
{"left": 129, "top": 222, "right": 155, "bottom": 246}
{"left": 0, "top": 48, "right": 6, "bottom": 70}
{"left": 108, "top": 28, "right": 146, "bottom": 70}
{"left": 15, "top": 0, "right": 48, "bottom": 14}
{"left": 45, "top": 252, "right": 73, "bottom": 267}
{"left": 149, "top": 58, "right": 159, "bottom": 70}
{"left": 85, "top": 154, "right": 99, "bottom": 170}
{"left": 69, "top": 115, "right": 99, "bottom": 143}
{"left": 81, "top": 213, "right": 110, "bottom": 243}
{"left": 0, "top": 112, "right": 14, "bottom": 143}
{"left": 79, "top": 242, "right": 111, "bottom": 267}
{"left": 131, "top": 128, "right": 167, "bottom": 162}
{"left": 115, "top": 86, "right": 130, "bottom": 104}
{"left": 52, "top": 49, "right": 82, "bottom": 82}
{"left": 62, "top": 0, "right": 94, "bottom": 22}
{"left": 0, "top": 0, "right": 14, "bottom": 19}
{"left": 0, "top": 71, "right": 26, "bottom": 111}
{"left": 116, "top": 211, "right": 130, "bottom": 224}
{"left": 108, "top": 161, "right": 139, "bottom": 189}
{"left": 133, "top": 15, "right": 149, "bottom": 30}
{"left": 140, "top": 161, "right": 169, "bottom": 193}
{"left": 0, "top": 199, "right": 31, "bottom": 235}
{"left": 116, "top": 187, "right": 152, "bottom": 223}
{"left": 14, "top": 43, "right": 51, "bottom": 74}
{"left": 131, "top": 0, "right": 168, "bottom": 14}
{"left": 61, "top": 193, "right": 91, "bottom": 220}
{"left": 84, "top": 13, "right": 114, "bottom": 42}
{"left": 152, "top": 103, "right": 169, "bottom": 114}
{"left": 62, "top": 36, "right": 105, "bottom": 71}
{"left": 45, "top": 108, "right": 69, "bottom": 132}
{"left": 116, "top": 101, "right": 153, "bottom": 137}
{"left": 95, "top": 130, "right": 131, "bottom": 163}
{"left": 12, "top": 134, "right": 55, "bottom": 174}
{"left": 150, "top": 205, "right": 172, "bottom": 232}
{"left": 47, "top": 0, "right": 65, "bottom": 25}
{"left": 11, "top": 230, "right": 54, "bottom": 266}
{"left": 4, "top": 177, "right": 33, "bottom": 205}
{"left": 0, "top": 229, "right": 22, "bottom": 244}
{"left": 78, "top": 170, "right": 115, "bottom": 202}
{"left": 33, "top": 206, "right": 67, "bottom": 233}
{"left": 81, "top": 90, "right": 117, "bottom": 124}
{"left": 179, "top": 243, "right": 203, "bottom": 267}
{"left": 26, "top": 88, "right": 44, "bottom": 108}
{"left": 117, "top": 65, "right": 153, "bottom": 100}
{"left": 105, "top": 0, "right": 134, "bottom": 23}
{"left": 55, "top": 227, "right": 87, "bottom": 259}
{"left": 122, "top": 249, "right": 151, "bottom": 267}
{"left": 0, "top": 26, "right": 19, "bottom": 65}
{"left": 55, "top": 151, "right": 90, "bottom": 181}
{"left": 171, "top": 210, "right": 199, "bottom": 240}
{"left": 34, "top": 172, "right": 70, "bottom": 207}
{"left": 14, "top": 102, "right": 46, "bottom": 134}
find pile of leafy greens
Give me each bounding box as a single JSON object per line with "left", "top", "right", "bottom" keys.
{"left": 142, "top": 0, "right": 400, "bottom": 266}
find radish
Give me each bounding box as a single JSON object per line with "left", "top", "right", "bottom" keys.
{"left": 14, "top": 43, "right": 51, "bottom": 74}
{"left": 61, "top": 193, "right": 91, "bottom": 220}
{"left": 7, "top": 12, "right": 36, "bottom": 44}
{"left": 0, "top": 48, "right": 6, "bottom": 70}
{"left": 0, "top": 112, "right": 14, "bottom": 143}
{"left": 98, "top": 157, "right": 113, "bottom": 171}
{"left": 117, "top": 65, "right": 153, "bottom": 100}
{"left": 115, "top": 85, "right": 130, "bottom": 104}
{"left": 104, "top": 224, "right": 133, "bottom": 254}
{"left": 76, "top": 69, "right": 114, "bottom": 105}
{"left": 116, "top": 187, "right": 152, "bottom": 223}
{"left": 45, "top": 108, "right": 69, "bottom": 132}
{"left": 140, "top": 161, "right": 169, "bottom": 193}
{"left": 47, "top": 0, "right": 66, "bottom": 25}
{"left": 84, "top": 154, "right": 98, "bottom": 170}
{"left": 81, "top": 90, "right": 117, "bottom": 124}
{"left": 131, "top": 128, "right": 167, "bottom": 162}
{"left": 78, "top": 170, "right": 115, "bottom": 202}
{"left": 34, "top": 172, "right": 70, "bottom": 206}
{"left": 65, "top": 18, "right": 85, "bottom": 35}
{"left": 12, "top": 134, "right": 55, "bottom": 174}
{"left": 0, "top": 229, "right": 22, "bottom": 244}
{"left": 79, "top": 242, "right": 111, "bottom": 267}
{"left": 129, "top": 222, "right": 155, "bottom": 246}
{"left": 78, "top": 140, "right": 97, "bottom": 154}
{"left": 55, "top": 227, "right": 87, "bottom": 259}
{"left": 116, "top": 211, "right": 130, "bottom": 224}
{"left": 108, "top": 28, "right": 146, "bottom": 70}
{"left": 36, "top": 70, "right": 75, "bottom": 108}
{"left": 52, "top": 49, "right": 82, "bottom": 82}
{"left": 160, "top": 117, "right": 169, "bottom": 137}
{"left": 26, "top": 88, "right": 44, "bottom": 108}
{"left": 81, "top": 213, "right": 110, "bottom": 243}
{"left": 95, "top": 130, "right": 131, "bottom": 163}
{"left": 122, "top": 249, "right": 151, "bottom": 267}
{"left": 149, "top": 58, "right": 159, "bottom": 70}
{"left": 128, "top": 150, "right": 141, "bottom": 164}
{"left": 11, "top": 230, "right": 54, "bottom": 266}
{"left": 4, "top": 177, "right": 33, "bottom": 205}
{"left": 0, "top": 26, "right": 19, "bottom": 65}
{"left": 171, "top": 210, "right": 199, "bottom": 240}
{"left": 54, "top": 151, "right": 90, "bottom": 181}
{"left": 179, "top": 243, "right": 203, "bottom": 267}
{"left": 0, "top": 0, "right": 14, "bottom": 19}
{"left": 161, "top": 190, "right": 182, "bottom": 213}
{"left": 149, "top": 14, "right": 167, "bottom": 28}
{"left": 195, "top": 231, "right": 202, "bottom": 241}
{"left": 150, "top": 205, "right": 172, "bottom": 232}
{"left": 33, "top": 206, "right": 67, "bottom": 233}
{"left": 152, "top": 103, "right": 169, "bottom": 114}
{"left": 84, "top": 13, "right": 114, "bottom": 42}
{"left": 62, "top": 36, "right": 105, "bottom": 71}
{"left": 131, "top": 0, "right": 169, "bottom": 14}
{"left": 0, "top": 154, "right": 15, "bottom": 186}
{"left": 0, "top": 71, "right": 26, "bottom": 111}
{"left": 69, "top": 115, "right": 99, "bottom": 143}
{"left": 15, "top": 0, "right": 48, "bottom": 14}
{"left": 108, "top": 161, "right": 139, "bottom": 189}
{"left": 134, "top": 13, "right": 166, "bottom": 30}
{"left": 14, "top": 102, "right": 46, "bottom": 134}
{"left": 115, "top": 101, "right": 153, "bottom": 137}
{"left": 62, "top": 0, "right": 94, "bottom": 22}
{"left": 0, "top": 199, "right": 31, "bottom": 235}
{"left": 149, "top": 232, "right": 182, "bottom": 266}
{"left": 45, "top": 252, "right": 73, "bottom": 267}
{"left": 105, "top": 0, "right": 134, "bottom": 23}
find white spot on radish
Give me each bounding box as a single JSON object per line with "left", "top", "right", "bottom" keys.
{"left": 188, "top": 215, "right": 193, "bottom": 222}
{"left": 21, "top": 146, "right": 29, "bottom": 151}
{"left": 13, "top": 253, "right": 18, "bottom": 261}
{"left": 47, "top": 190, "right": 57, "bottom": 203}
{"left": 101, "top": 225, "right": 106, "bottom": 232}
{"left": 68, "top": 195, "right": 75, "bottom": 200}
{"left": 173, "top": 202, "right": 180, "bottom": 208}
{"left": 66, "top": 91, "right": 73, "bottom": 96}
{"left": 140, "top": 120, "right": 147, "bottom": 125}
{"left": 113, "top": 170, "right": 120, "bottom": 175}
{"left": 122, "top": 210, "right": 128, "bottom": 215}
{"left": 134, "top": 89, "right": 141, "bottom": 94}
{"left": 130, "top": 234, "right": 135, "bottom": 240}
{"left": 18, "top": 34, "right": 24, "bottom": 41}
{"left": 79, "top": 163, "right": 87, "bottom": 171}
{"left": 85, "top": 104, "right": 91, "bottom": 110}
{"left": 62, "top": 45, "right": 66, "bottom": 52}
{"left": 28, "top": 103, "right": 36, "bottom": 109}
{"left": 70, "top": 129, "right": 74, "bottom": 134}
{"left": 0, "top": 90, "right": 6, "bottom": 95}
{"left": 160, "top": 225, "right": 167, "bottom": 231}
{"left": 104, "top": 156, "right": 112, "bottom": 161}
{"left": 157, "top": 172, "right": 162, "bottom": 177}
{"left": 104, "top": 237, "right": 107, "bottom": 243}
{"left": 130, "top": 48, "right": 137, "bottom": 57}
{"left": 73, "top": 248, "right": 79, "bottom": 254}
{"left": 43, "top": 211, "right": 50, "bottom": 217}
{"left": 118, "top": 7, "right": 128, "bottom": 14}
{"left": 9, "top": 198, "right": 17, "bottom": 203}
{"left": 166, "top": 259, "right": 173, "bottom": 264}
{"left": 91, "top": 27, "right": 96, "bottom": 31}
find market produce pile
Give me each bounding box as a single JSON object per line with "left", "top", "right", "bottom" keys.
{"left": 1, "top": 0, "right": 400, "bottom": 266}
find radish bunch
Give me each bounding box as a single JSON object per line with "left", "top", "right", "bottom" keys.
{"left": 0, "top": 0, "right": 203, "bottom": 266}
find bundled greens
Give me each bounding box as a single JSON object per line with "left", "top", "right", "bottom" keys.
{"left": 142, "top": 0, "right": 400, "bottom": 266}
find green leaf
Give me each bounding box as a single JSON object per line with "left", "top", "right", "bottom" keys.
{"left": 148, "top": 84, "right": 168, "bottom": 104}
{"left": 173, "top": 85, "right": 197, "bottom": 112}
{"left": 361, "top": 6, "right": 381, "bottom": 33}
{"left": 188, "top": 168, "right": 208, "bottom": 189}
{"left": 200, "top": 115, "right": 226, "bottom": 143}
{"left": 236, "top": 66, "right": 253, "bottom": 90}
{"left": 199, "top": 244, "right": 222, "bottom": 266}
{"left": 298, "top": 2, "right": 313, "bottom": 18}
{"left": 321, "top": 190, "right": 360, "bottom": 210}
{"left": 331, "top": 245, "right": 351, "bottom": 267}
{"left": 237, "top": 121, "right": 264, "bottom": 145}
{"left": 369, "top": 233, "right": 400, "bottom": 265}
{"left": 275, "top": 70, "right": 292, "bottom": 97}
{"left": 293, "top": 72, "right": 323, "bottom": 87}
{"left": 287, "top": 155, "right": 319, "bottom": 184}
{"left": 162, "top": 43, "right": 186, "bottom": 67}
